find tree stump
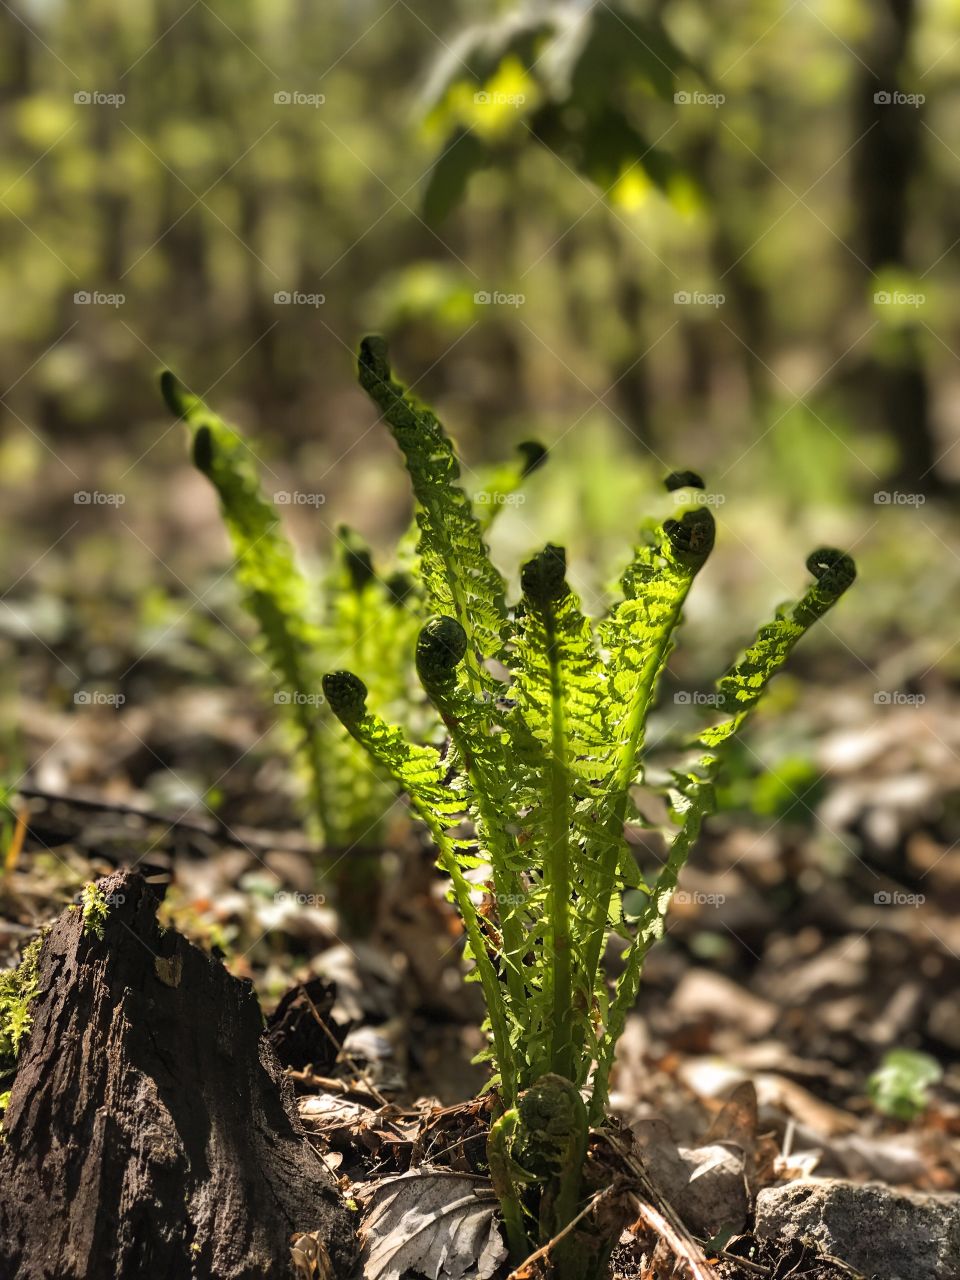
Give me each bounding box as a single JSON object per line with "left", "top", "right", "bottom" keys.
{"left": 0, "top": 869, "right": 358, "bottom": 1279}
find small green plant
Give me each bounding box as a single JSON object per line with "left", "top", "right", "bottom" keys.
{"left": 158, "top": 370, "right": 544, "bottom": 930}
{"left": 323, "top": 337, "right": 856, "bottom": 1275}
{"left": 0, "top": 933, "right": 44, "bottom": 1071}
{"left": 79, "top": 882, "right": 111, "bottom": 940}
{"left": 869, "top": 1048, "right": 942, "bottom": 1121}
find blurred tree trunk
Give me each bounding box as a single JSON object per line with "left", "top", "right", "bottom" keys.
{"left": 850, "top": 0, "right": 945, "bottom": 492}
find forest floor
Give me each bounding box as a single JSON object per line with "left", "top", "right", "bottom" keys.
{"left": 0, "top": 467, "right": 957, "bottom": 1278}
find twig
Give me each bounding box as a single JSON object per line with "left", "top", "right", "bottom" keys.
{"left": 3, "top": 805, "right": 28, "bottom": 877}
{"left": 702, "top": 1244, "right": 770, "bottom": 1276}
{"left": 299, "top": 985, "right": 391, "bottom": 1109}
{"left": 505, "top": 1186, "right": 612, "bottom": 1279}
{"left": 630, "top": 1196, "right": 718, "bottom": 1280}
{"left": 15, "top": 785, "right": 324, "bottom": 857}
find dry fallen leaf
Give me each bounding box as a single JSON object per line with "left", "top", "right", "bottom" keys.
{"left": 358, "top": 1169, "right": 507, "bottom": 1280}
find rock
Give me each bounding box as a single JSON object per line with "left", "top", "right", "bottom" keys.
{"left": 755, "top": 1179, "right": 960, "bottom": 1280}
{"left": 631, "top": 1119, "right": 748, "bottom": 1237}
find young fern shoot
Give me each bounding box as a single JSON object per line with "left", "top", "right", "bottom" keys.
{"left": 325, "top": 337, "right": 856, "bottom": 1276}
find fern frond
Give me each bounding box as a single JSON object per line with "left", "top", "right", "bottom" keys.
{"left": 160, "top": 371, "right": 333, "bottom": 831}
{"left": 357, "top": 337, "right": 508, "bottom": 692}
{"left": 323, "top": 668, "right": 516, "bottom": 1099}
{"left": 473, "top": 440, "right": 548, "bottom": 531}
{"left": 590, "top": 547, "right": 857, "bottom": 1118}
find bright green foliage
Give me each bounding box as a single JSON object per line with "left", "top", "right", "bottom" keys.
{"left": 158, "top": 366, "right": 545, "bottom": 928}
{"left": 158, "top": 371, "right": 417, "bottom": 853}
{"left": 869, "top": 1048, "right": 942, "bottom": 1121}
{"left": 327, "top": 338, "right": 856, "bottom": 1271}
{"left": 420, "top": 3, "right": 698, "bottom": 222}
{"left": 0, "top": 934, "right": 44, "bottom": 1070}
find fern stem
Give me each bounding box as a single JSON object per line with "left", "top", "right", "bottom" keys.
{"left": 588, "top": 769, "right": 715, "bottom": 1121}
{"left": 439, "top": 717, "right": 529, "bottom": 1028}
{"left": 579, "top": 578, "right": 695, "bottom": 1011}
{"left": 544, "top": 609, "right": 575, "bottom": 1082}
{"left": 430, "top": 821, "right": 517, "bottom": 1104}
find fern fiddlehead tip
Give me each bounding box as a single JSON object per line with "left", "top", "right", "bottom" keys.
{"left": 385, "top": 570, "right": 412, "bottom": 606}
{"left": 520, "top": 543, "right": 568, "bottom": 607}
{"left": 337, "top": 525, "right": 375, "bottom": 590}
{"left": 159, "top": 369, "right": 188, "bottom": 418}
{"left": 664, "top": 469, "right": 705, "bottom": 492}
{"left": 806, "top": 547, "right": 857, "bottom": 594}
{"left": 192, "top": 424, "right": 214, "bottom": 475}
{"left": 517, "top": 440, "right": 548, "bottom": 477}
{"left": 357, "top": 334, "right": 391, "bottom": 389}
{"left": 322, "top": 671, "right": 368, "bottom": 720}
{"left": 416, "top": 615, "right": 468, "bottom": 685}
{"left": 664, "top": 508, "right": 715, "bottom": 560}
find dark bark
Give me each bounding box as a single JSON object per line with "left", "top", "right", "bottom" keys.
{"left": 850, "top": 0, "right": 945, "bottom": 492}
{"left": 0, "top": 869, "right": 358, "bottom": 1280}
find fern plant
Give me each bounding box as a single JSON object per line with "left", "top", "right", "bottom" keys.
{"left": 324, "top": 336, "right": 856, "bottom": 1275}
{"left": 157, "top": 368, "right": 544, "bottom": 930}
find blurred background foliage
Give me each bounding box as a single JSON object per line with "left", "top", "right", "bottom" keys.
{"left": 0, "top": 0, "right": 958, "bottom": 746}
